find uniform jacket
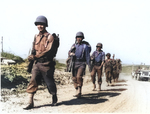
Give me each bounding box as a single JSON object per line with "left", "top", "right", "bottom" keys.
{"left": 105, "top": 59, "right": 113, "bottom": 72}
{"left": 69, "top": 42, "right": 91, "bottom": 66}
{"left": 31, "top": 30, "right": 54, "bottom": 60}
{"left": 91, "top": 50, "right": 105, "bottom": 65}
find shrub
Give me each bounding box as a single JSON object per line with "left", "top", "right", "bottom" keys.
{"left": 1, "top": 52, "right": 24, "bottom": 64}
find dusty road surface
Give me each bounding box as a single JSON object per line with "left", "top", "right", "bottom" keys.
{"left": 1, "top": 73, "right": 150, "bottom": 113}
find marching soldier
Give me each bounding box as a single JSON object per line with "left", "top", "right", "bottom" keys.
{"left": 90, "top": 43, "right": 105, "bottom": 91}
{"left": 112, "top": 54, "right": 117, "bottom": 82}
{"left": 116, "top": 59, "right": 122, "bottom": 82}
{"left": 104, "top": 53, "right": 113, "bottom": 86}
{"left": 68, "top": 31, "right": 91, "bottom": 98}
{"left": 24, "top": 15, "right": 59, "bottom": 110}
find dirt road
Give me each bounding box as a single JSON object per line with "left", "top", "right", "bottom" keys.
{"left": 1, "top": 73, "right": 150, "bottom": 113}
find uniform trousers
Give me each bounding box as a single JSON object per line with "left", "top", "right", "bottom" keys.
{"left": 91, "top": 65, "right": 103, "bottom": 85}
{"left": 72, "top": 62, "right": 86, "bottom": 89}
{"left": 105, "top": 70, "right": 112, "bottom": 83}
{"left": 26, "top": 61, "right": 57, "bottom": 95}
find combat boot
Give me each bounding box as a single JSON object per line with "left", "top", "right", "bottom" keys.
{"left": 92, "top": 84, "right": 96, "bottom": 91}
{"left": 98, "top": 84, "right": 101, "bottom": 91}
{"left": 23, "top": 93, "right": 34, "bottom": 110}
{"left": 51, "top": 94, "right": 58, "bottom": 106}
{"left": 23, "top": 102, "right": 34, "bottom": 110}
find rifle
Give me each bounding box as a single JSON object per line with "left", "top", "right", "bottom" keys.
{"left": 27, "top": 59, "right": 34, "bottom": 73}
{"left": 27, "top": 36, "right": 36, "bottom": 73}
{"left": 67, "top": 46, "right": 76, "bottom": 72}
{"left": 90, "top": 57, "right": 94, "bottom": 72}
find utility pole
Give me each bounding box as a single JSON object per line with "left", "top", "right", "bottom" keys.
{"left": 1, "top": 36, "right": 3, "bottom": 52}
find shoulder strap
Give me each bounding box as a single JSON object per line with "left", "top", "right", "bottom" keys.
{"left": 81, "top": 44, "right": 86, "bottom": 58}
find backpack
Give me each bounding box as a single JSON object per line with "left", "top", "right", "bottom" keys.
{"left": 49, "top": 33, "right": 60, "bottom": 59}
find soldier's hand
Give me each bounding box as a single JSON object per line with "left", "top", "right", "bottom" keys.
{"left": 98, "top": 66, "right": 101, "bottom": 70}
{"left": 28, "top": 55, "right": 35, "bottom": 61}
{"left": 88, "top": 66, "right": 92, "bottom": 72}
{"left": 70, "top": 53, "right": 75, "bottom": 56}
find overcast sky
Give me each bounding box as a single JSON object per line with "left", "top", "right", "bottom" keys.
{"left": 0, "top": 0, "right": 150, "bottom": 65}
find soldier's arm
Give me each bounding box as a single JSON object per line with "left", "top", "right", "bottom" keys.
{"left": 90, "top": 51, "right": 95, "bottom": 61}
{"left": 98, "top": 52, "right": 105, "bottom": 69}
{"left": 68, "top": 44, "right": 76, "bottom": 57}
{"left": 35, "top": 35, "right": 54, "bottom": 58}
{"left": 85, "top": 46, "right": 91, "bottom": 72}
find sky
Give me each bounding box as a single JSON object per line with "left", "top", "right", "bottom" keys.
{"left": 0, "top": 0, "right": 150, "bottom": 65}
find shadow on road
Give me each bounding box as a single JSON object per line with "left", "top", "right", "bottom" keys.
{"left": 34, "top": 92, "right": 121, "bottom": 109}
{"left": 117, "top": 80, "right": 127, "bottom": 83}
{"left": 102, "top": 88, "right": 127, "bottom": 92}
{"left": 110, "top": 84, "right": 128, "bottom": 86}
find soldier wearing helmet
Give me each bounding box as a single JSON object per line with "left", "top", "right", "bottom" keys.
{"left": 112, "top": 54, "right": 118, "bottom": 82}
{"left": 68, "top": 31, "right": 91, "bottom": 98}
{"left": 90, "top": 43, "right": 105, "bottom": 91}
{"left": 116, "top": 59, "right": 122, "bottom": 81}
{"left": 104, "top": 53, "right": 113, "bottom": 86}
{"left": 24, "top": 15, "right": 59, "bottom": 110}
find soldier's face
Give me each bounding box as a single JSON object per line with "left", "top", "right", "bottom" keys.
{"left": 37, "top": 24, "right": 46, "bottom": 32}
{"left": 97, "top": 46, "right": 101, "bottom": 51}
{"left": 107, "top": 56, "right": 110, "bottom": 59}
{"left": 76, "top": 37, "right": 83, "bottom": 44}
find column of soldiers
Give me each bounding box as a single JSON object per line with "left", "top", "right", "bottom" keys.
{"left": 66, "top": 31, "right": 122, "bottom": 95}
{"left": 105, "top": 53, "right": 122, "bottom": 86}
{"left": 24, "top": 15, "right": 122, "bottom": 110}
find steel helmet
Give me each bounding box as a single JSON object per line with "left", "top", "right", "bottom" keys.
{"left": 96, "top": 43, "right": 103, "bottom": 48}
{"left": 75, "top": 31, "right": 84, "bottom": 39}
{"left": 34, "top": 15, "right": 48, "bottom": 27}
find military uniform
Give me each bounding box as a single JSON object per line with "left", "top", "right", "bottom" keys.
{"left": 112, "top": 59, "right": 118, "bottom": 82}
{"left": 24, "top": 16, "right": 59, "bottom": 110}
{"left": 26, "top": 31, "right": 57, "bottom": 95}
{"left": 68, "top": 32, "right": 91, "bottom": 98}
{"left": 116, "top": 59, "right": 122, "bottom": 81}
{"left": 90, "top": 43, "right": 105, "bottom": 91}
{"left": 104, "top": 53, "right": 113, "bottom": 85}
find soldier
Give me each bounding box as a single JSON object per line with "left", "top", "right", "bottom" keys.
{"left": 90, "top": 43, "right": 105, "bottom": 91}
{"left": 112, "top": 54, "right": 117, "bottom": 82}
{"left": 116, "top": 59, "right": 122, "bottom": 81}
{"left": 68, "top": 31, "right": 91, "bottom": 98}
{"left": 104, "top": 53, "right": 113, "bottom": 86}
{"left": 24, "top": 15, "right": 59, "bottom": 110}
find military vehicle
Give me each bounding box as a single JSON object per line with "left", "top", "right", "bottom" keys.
{"left": 132, "top": 69, "right": 150, "bottom": 81}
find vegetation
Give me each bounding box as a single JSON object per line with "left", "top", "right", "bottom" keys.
{"left": 55, "top": 60, "right": 66, "bottom": 69}
{"left": 1, "top": 64, "right": 30, "bottom": 90}
{"left": 1, "top": 52, "right": 24, "bottom": 64}
{"left": 122, "top": 64, "right": 150, "bottom": 74}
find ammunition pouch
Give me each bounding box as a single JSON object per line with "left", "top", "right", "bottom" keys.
{"left": 94, "top": 61, "right": 102, "bottom": 66}
{"left": 36, "top": 57, "right": 50, "bottom": 63}
{"left": 75, "top": 59, "right": 85, "bottom": 62}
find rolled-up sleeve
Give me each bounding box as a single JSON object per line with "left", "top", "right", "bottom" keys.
{"left": 102, "top": 52, "right": 105, "bottom": 62}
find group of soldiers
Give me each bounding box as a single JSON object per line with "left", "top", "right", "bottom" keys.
{"left": 66, "top": 32, "right": 122, "bottom": 97}
{"left": 23, "top": 15, "right": 122, "bottom": 110}
{"left": 104, "top": 53, "right": 122, "bottom": 86}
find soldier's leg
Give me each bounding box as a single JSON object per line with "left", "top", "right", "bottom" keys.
{"left": 97, "top": 68, "right": 102, "bottom": 91}
{"left": 41, "top": 65, "right": 58, "bottom": 105}
{"left": 72, "top": 68, "right": 78, "bottom": 89}
{"left": 24, "top": 64, "right": 42, "bottom": 110}
{"left": 76, "top": 67, "right": 85, "bottom": 98}
{"left": 105, "top": 71, "right": 109, "bottom": 84}
{"left": 91, "top": 66, "right": 97, "bottom": 91}
{"left": 109, "top": 71, "right": 112, "bottom": 85}
{"left": 72, "top": 67, "right": 78, "bottom": 96}
{"left": 116, "top": 73, "right": 119, "bottom": 82}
